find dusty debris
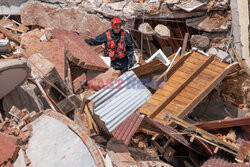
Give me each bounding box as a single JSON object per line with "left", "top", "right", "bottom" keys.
{"left": 186, "top": 12, "right": 231, "bottom": 32}
{"left": 50, "top": 28, "right": 109, "bottom": 71}
{"left": 0, "top": 0, "right": 249, "bottom": 166}
{"left": 0, "top": 58, "right": 31, "bottom": 99}
{"left": 25, "top": 38, "right": 66, "bottom": 79}
{"left": 138, "top": 23, "right": 154, "bottom": 35}
{"left": 190, "top": 35, "right": 210, "bottom": 51}
{"left": 21, "top": 1, "right": 110, "bottom": 37}
{"left": 154, "top": 24, "right": 170, "bottom": 38}
{"left": 87, "top": 68, "right": 121, "bottom": 91}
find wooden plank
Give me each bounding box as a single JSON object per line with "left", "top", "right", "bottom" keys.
{"left": 181, "top": 33, "right": 189, "bottom": 55}
{"left": 178, "top": 66, "right": 215, "bottom": 83}
{"left": 177, "top": 62, "right": 239, "bottom": 119}
{"left": 165, "top": 80, "right": 201, "bottom": 95}
{"left": 195, "top": 116, "right": 250, "bottom": 131}
{"left": 149, "top": 55, "right": 215, "bottom": 119}
{"left": 167, "top": 115, "right": 239, "bottom": 153}
{"left": 192, "top": 52, "right": 229, "bottom": 69}
{"left": 186, "top": 58, "right": 225, "bottom": 73}
{"left": 156, "top": 89, "right": 195, "bottom": 100}
{"left": 185, "top": 61, "right": 220, "bottom": 77}
{"left": 0, "top": 25, "right": 21, "bottom": 44}
{"left": 133, "top": 59, "right": 167, "bottom": 77}
{"left": 156, "top": 51, "right": 192, "bottom": 85}
{"left": 232, "top": 47, "right": 250, "bottom": 75}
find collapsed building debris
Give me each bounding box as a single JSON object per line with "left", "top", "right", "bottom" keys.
{"left": 0, "top": 0, "right": 249, "bottom": 166}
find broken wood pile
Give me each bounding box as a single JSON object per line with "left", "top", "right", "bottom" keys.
{"left": 0, "top": 0, "right": 249, "bottom": 167}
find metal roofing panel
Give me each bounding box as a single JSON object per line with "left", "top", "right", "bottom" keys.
{"left": 111, "top": 113, "right": 145, "bottom": 145}
{"left": 88, "top": 71, "right": 152, "bottom": 132}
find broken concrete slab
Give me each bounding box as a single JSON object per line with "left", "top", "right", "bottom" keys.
{"left": 28, "top": 53, "right": 71, "bottom": 96}
{"left": 106, "top": 138, "right": 137, "bottom": 167}
{"left": 190, "top": 35, "right": 210, "bottom": 51}
{"left": 3, "top": 83, "right": 43, "bottom": 116}
{"left": 0, "top": 133, "right": 19, "bottom": 165}
{"left": 20, "top": 1, "right": 110, "bottom": 37}
{"left": 26, "top": 114, "right": 98, "bottom": 167}
{"left": 87, "top": 68, "right": 121, "bottom": 91}
{"left": 186, "top": 12, "right": 231, "bottom": 32}
{"left": 138, "top": 23, "right": 154, "bottom": 35}
{"left": 0, "top": 58, "right": 31, "bottom": 99}
{"left": 154, "top": 24, "right": 170, "bottom": 38}
{"left": 73, "top": 72, "right": 86, "bottom": 94}
{"left": 21, "top": 28, "right": 45, "bottom": 48}
{"left": 159, "top": 3, "right": 206, "bottom": 18}
{"left": 175, "top": 0, "right": 205, "bottom": 12}
{"left": 50, "top": 29, "right": 109, "bottom": 71}
{"left": 207, "top": 47, "right": 230, "bottom": 62}
{"left": 25, "top": 39, "right": 66, "bottom": 79}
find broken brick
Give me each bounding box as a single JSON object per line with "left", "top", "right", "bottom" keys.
{"left": 24, "top": 38, "right": 66, "bottom": 79}
{"left": 0, "top": 133, "right": 19, "bottom": 164}
{"left": 87, "top": 68, "right": 121, "bottom": 91}
{"left": 73, "top": 72, "right": 86, "bottom": 94}
{"left": 50, "top": 29, "right": 109, "bottom": 71}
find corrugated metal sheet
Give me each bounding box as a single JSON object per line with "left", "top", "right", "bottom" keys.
{"left": 88, "top": 71, "right": 152, "bottom": 132}
{"left": 111, "top": 113, "right": 144, "bottom": 145}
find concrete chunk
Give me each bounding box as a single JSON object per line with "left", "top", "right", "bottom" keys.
{"left": 26, "top": 115, "right": 96, "bottom": 167}
{"left": 25, "top": 38, "right": 66, "bottom": 79}
{"left": 190, "top": 35, "right": 210, "bottom": 51}
{"left": 28, "top": 53, "right": 71, "bottom": 96}
{"left": 21, "top": 1, "right": 110, "bottom": 37}
{"left": 3, "top": 83, "right": 43, "bottom": 116}
{"left": 50, "top": 29, "right": 109, "bottom": 71}
{"left": 138, "top": 23, "right": 154, "bottom": 35}
{"left": 154, "top": 24, "right": 170, "bottom": 38}
{"left": 0, "top": 58, "right": 31, "bottom": 99}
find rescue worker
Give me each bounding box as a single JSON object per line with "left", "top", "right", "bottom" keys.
{"left": 85, "top": 17, "right": 134, "bottom": 73}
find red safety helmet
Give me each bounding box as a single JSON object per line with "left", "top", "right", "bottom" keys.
{"left": 111, "top": 17, "right": 122, "bottom": 28}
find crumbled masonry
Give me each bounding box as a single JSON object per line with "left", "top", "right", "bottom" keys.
{"left": 0, "top": 0, "right": 249, "bottom": 167}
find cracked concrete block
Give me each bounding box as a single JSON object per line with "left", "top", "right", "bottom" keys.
{"left": 28, "top": 53, "right": 71, "bottom": 96}
{"left": 190, "top": 35, "right": 210, "bottom": 51}
{"left": 21, "top": 1, "right": 110, "bottom": 37}
{"left": 3, "top": 83, "right": 43, "bottom": 117}
{"left": 138, "top": 23, "right": 154, "bottom": 35}
{"left": 154, "top": 24, "right": 170, "bottom": 38}
{"left": 0, "top": 58, "right": 31, "bottom": 99}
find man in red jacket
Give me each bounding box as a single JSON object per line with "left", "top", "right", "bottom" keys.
{"left": 85, "top": 17, "right": 134, "bottom": 73}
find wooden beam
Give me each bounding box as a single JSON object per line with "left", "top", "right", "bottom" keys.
{"left": 155, "top": 51, "right": 192, "bottom": 85}
{"left": 133, "top": 59, "right": 167, "bottom": 77}
{"left": 231, "top": 47, "right": 250, "bottom": 76}
{"left": 195, "top": 116, "right": 250, "bottom": 131}
{"left": 177, "top": 62, "right": 239, "bottom": 119}
{"left": 0, "top": 25, "right": 21, "bottom": 44}
{"left": 149, "top": 55, "right": 215, "bottom": 119}
{"left": 167, "top": 115, "right": 239, "bottom": 153}
{"left": 181, "top": 33, "right": 189, "bottom": 55}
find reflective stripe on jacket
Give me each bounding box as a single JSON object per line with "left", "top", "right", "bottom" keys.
{"left": 105, "top": 29, "right": 126, "bottom": 61}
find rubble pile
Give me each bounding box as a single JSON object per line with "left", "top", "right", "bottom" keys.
{"left": 0, "top": 0, "right": 249, "bottom": 167}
